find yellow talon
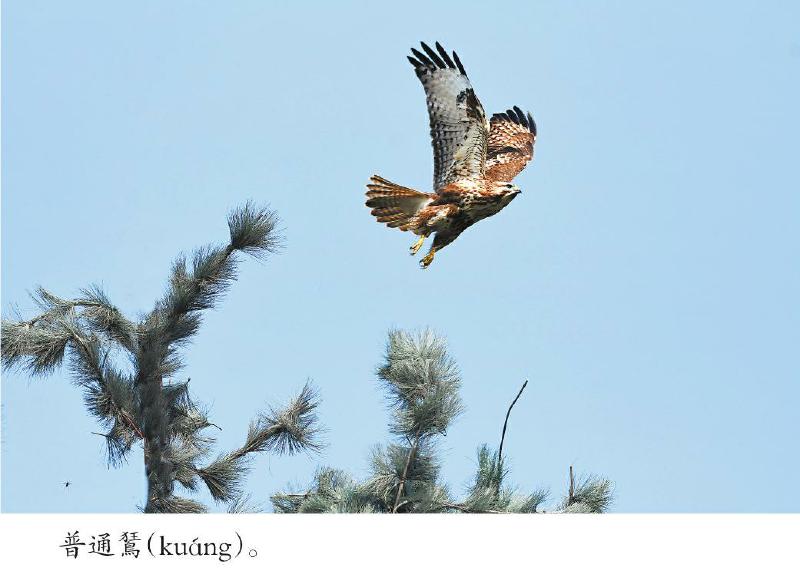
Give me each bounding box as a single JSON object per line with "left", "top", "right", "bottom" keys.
{"left": 409, "top": 235, "right": 426, "bottom": 255}
{"left": 420, "top": 248, "right": 436, "bottom": 269}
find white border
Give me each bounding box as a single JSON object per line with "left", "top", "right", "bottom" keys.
{"left": 0, "top": 514, "right": 797, "bottom": 582}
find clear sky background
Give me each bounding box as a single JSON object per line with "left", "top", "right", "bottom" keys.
{"left": 2, "top": 0, "right": 798, "bottom": 513}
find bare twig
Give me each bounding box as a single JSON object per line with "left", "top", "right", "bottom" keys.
{"left": 498, "top": 379, "right": 528, "bottom": 463}
{"left": 569, "top": 465, "right": 575, "bottom": 504}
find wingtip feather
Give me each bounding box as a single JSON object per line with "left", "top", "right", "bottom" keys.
{"left": 420, "top": 41, "right": 447, "bottom": 68}
{"left": 410, "top": 47, "right": 434, "bottom": 69}
{"left": 452, "top": 50, "right": 466, "bottom": 75}
{"left": 435, "top": 42, "right": 456, "bottom": 69}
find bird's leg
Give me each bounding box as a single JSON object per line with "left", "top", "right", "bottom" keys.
{"left": 409, "top": 235, "right": 426, "bottom": 256}
{"left": 419, "top": 247, "right": 436, "bottom": 269}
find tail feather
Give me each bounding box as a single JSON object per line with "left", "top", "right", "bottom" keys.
{"left": 365, "top": 175, "right": 431, "bottom": 231}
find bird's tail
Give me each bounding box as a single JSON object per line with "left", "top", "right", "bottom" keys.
{"left": 365, "top": 175, "right": 432, "bottom": 231}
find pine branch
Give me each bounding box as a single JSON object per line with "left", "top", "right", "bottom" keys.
{"left": 366, "top": 439, "right": 441, "bottom": 512}
{"left": 227, "top": 494, "right": 264, "bottom": 514}
{"left": 271, "top": 492, "right": 309, "bottom": 513}
{"left": 227, "top": 201, "right": 282, "bottom": 258}
{"left": 196, "top": 453, "right": 246, "bottom": 502}
{"left": 439, "top": 503, "right": 503, "bottom": 514}
{"left": 457, "top": 445, "right": 512, "bottom": 511}
{"left": 2, "top": 286, "right": 136, "bottom": 373}
{"left": 149, "top": 496, "right": 208, "bottom": 514}
{"left": 196, "top": 383, "right": 323, "bottom": 503}
{"left": 26, "top": 288, "right": 104, "bottom": 327}
{"left": 164, "top": 380, "right": 219, "bottom": 449}
{"left": 153, "top": 202, "right": 281, "bottom": 348}
{"left": 167, "top": 435, "right": 210, "bottom": 491}
{"left": 272, "top": 468, "right": 379, "bottom": 513}
{"left": 71, "top": 336, "right": 142, "bottom": 436}
{"left": 392, "top": 429, "right": 421, "bottom": 512}
{"left": 2, "top": 294, "right": 143, "bottom": 466}
{"left": 77, "top": 285, "right": 138, "bottom": 352}
{"left": 379, "top": 329, "right": 463, "bottom": 439}
{"left": 506, "top": 489, "right": 550, "bottom": 513}
{"left": 560, "top": 468, "right": 614, "bottom": 513}
{"left": 238, "top": 382, "right": 323, "bottom": 456}
{"left": 1, "top": 314, "right": 74, "bottom": 375}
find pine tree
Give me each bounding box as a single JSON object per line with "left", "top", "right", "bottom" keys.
{"left": 1, "top": 203, "right": 322, "bottom": 512}
{"left": 271, "top": 329, "right": 613, "bottom": 513}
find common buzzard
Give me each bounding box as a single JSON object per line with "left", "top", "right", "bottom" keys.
{"left": 366, "top": 42, "right": 537, "bottom": 268}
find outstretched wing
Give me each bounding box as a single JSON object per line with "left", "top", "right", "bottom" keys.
{"left": 485, "top": 106, "right": 537, "bottom": 182}
{"left": 408, "top": 42, "right": 489, "bottom": 192}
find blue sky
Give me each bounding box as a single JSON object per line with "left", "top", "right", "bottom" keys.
{"left": 2, "top": 0, "right": 798, "bottom": 512}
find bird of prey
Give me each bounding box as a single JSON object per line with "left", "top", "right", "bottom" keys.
{"left": 365, "top": 42, "right": 537, "bottom": 268}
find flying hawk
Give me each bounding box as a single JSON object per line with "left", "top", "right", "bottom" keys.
{"left": 366, "top": 42, "right": 537, "bottom": 268}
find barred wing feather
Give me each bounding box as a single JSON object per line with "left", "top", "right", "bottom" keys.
{"left": 407, "top": 42, "right": 490, "bottom": 192}
{"left": 485, "top": 106, "right": 536, "bottom": 182}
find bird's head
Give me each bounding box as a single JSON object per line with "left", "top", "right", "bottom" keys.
{"left": 498, "top": 182, "right": 522, "bottom": 199}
